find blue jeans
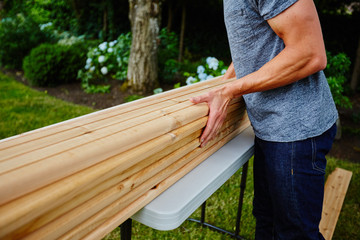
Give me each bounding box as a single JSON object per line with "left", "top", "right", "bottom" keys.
{"left": 253, "top": 123, "right": 337, "bottom": 240}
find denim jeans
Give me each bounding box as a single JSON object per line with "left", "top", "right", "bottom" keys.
{"left": 253, "top": 123, "right": 337, "bottom": 240}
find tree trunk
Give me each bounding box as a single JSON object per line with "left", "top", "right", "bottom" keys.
{"left": 127, "top": 0, "right": 161, "bottom": 94}
{"left": 69, "top": 0, "right": 82, "bottom": 19}
{"left": 102, "top": 1, "right": 108, "bottom": 40}
{"left": 178, "top": 4, "right": 186, "bottom": 63}
{"left": 166, "top": 1, "right": 173, "bottom": 32}
{"left": 0, "top": 1, "right": 4, "bottom": 19}
{"left": 351, "top": 37, "right": 360, "bottom": 91}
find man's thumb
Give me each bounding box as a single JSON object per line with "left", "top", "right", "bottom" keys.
{"left": 190, "top": 96, "right": 202, "bottom": 104}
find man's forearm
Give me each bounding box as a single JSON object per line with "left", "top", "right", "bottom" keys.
{"left": 221, "top": 45, "right": 326, "bottom": 99}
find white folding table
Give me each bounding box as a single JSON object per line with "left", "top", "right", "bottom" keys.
{"left": 121, "top": 126, "right": 255, "bottom": 239}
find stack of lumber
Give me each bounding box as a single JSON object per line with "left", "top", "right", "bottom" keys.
{"left": 0, "top": 76, "right": 250, "bottom": 240}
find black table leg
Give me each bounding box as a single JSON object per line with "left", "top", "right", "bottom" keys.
{"left": 235, "top": 161, "right": 249, "bottom": 237}
{"left": 188, "top": 161, "right": 249, "bottom": 239}
{"left": 120, "top": 218, "right": 132, "bottom": 240}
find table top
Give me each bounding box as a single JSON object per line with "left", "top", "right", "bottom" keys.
{"left": 131, "top": 127, "right": 255, "bottom": 231}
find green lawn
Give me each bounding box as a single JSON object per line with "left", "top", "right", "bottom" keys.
{"left": 0, "top": 72, "right": 94, "bottom": 140}
{"left": 1, "top": 72, "right": 358, "bottom": 240}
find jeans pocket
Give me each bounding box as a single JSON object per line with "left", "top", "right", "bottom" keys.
{"left": 311, "top": 138, "right": 327, "bottom": 174}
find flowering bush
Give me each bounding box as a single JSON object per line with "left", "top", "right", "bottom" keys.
{"left": 39, "top": 21, "right": 85, "bottom": 46}
{"left": 78, "top": 32, "right": 131, "bottom": 93}
{"left": 184, "top": 57, "right": 227, "bottom": 85}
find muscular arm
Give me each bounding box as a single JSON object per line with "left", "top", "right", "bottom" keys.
{"left": 191, "top": 0, "right": 326, "bottom": 147}
{"left": 222, "top": 0, "right": 326, "bottom": 97}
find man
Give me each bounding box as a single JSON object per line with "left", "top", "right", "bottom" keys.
{"left": 190, "top": 0, "right": 338, "bottom": 239}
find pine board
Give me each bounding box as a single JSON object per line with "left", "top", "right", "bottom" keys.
{"left": 319, "top": 168, "right": 352, "bottom": 240}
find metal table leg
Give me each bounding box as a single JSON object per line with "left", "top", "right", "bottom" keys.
{"left": 120, "top": 218, "right": 132, "bottom": 240}
{"left": 188, "top": 161, "right": 249, "bottom": 239}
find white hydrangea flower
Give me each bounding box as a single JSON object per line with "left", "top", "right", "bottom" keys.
{"left": 109, "top": 40, "right": 118, "bottom": 47}
{"left": 206, "top": 75, "right": 214, "bottom": 80}
{"left": 39, "top": 22, "right": 53, "bottom": 31}
{"left": 85, "top": 64, "right": 90, "bottom": 70}
{"left": 98, "top": 55, "right": 105, "bottom": 63}
{"left": 86, "top": 58, "right": 92, "bottom": 65}
{"left": 107, "top": 48, "right": 113, "bottom": 53}
{"left": 99, "top": 42, "right": 108, "bottom": 51}
{"left": 153, "top": 88, "right": 163, "bottom": 94}
{"left": 198, "top": 73, "right": 207, "bottom": 81}
{"left": 208, "top": 57, "right": 219, "bottom": 70}
{"left": 197, "top": 65, "right": 205, "bottom": 74}
{"left": 90, "top": 66, "right": 95, "bottom": 72}
{"left": 221, "top": 69, "right": 227, "bottom": 75}
{"left": 101, "top": 66, "right": 108, "bottom": 75}
{"left": 186, "top": 76, "right": 197, "bottom": 85}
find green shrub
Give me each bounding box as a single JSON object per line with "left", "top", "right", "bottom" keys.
{"left": 0, "top": 14, "right": 49, "bottom": 69}
{"left": 158, "top": 28, "right": 180, "bottom": 84}
{"left": 324, "top": 52, "right": 352, "bottom": 109}
{"left": 124, "top": 94, "right": 144, "bottom": 102}
{"left": 23, "top": 43, "right": 88, "bottom": 87}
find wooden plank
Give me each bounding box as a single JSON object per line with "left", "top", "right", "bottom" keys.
{"left": 0, "top": 83, "right": 240, "bottom": 161}
{"left": 0, "top": 100, "right": 244, "bottom": 206}
{"left": 0, "top": 76, "right": 234, "bottom": 152}
{"left": 50, "top": 121, "right": 249, "bottom": 240}
{"left": 0, "top": 117, "right": 206, "bottom": 236}
{"left": 0, "top": 77, "right": 250, "bottom": 239}
{"left": 2, "top": 136, "right": 200, "bottom": 240}
{"left": 0, "top": 100, "right": 195, "bottom": 169}
{"left": 0, "top": 103, "right": 210, "bottom": 205}
{"left": 78, "top": 121, "right": 250, "bottom": 240}
{"left": 319, "top": 168, "right": 352, "bottom": 240}
{"left": 0, "top": 99, "right": 244, "bottom": 206}
{"left": 0, "top": 98, "right": 241, "bottom": 169}
{"left": 0, "top": 108, "right": 246, "bottom": 239}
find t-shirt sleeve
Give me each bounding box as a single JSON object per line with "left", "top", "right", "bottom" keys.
{"left": 257, "top": 0, "right": 298, "bottom": 20}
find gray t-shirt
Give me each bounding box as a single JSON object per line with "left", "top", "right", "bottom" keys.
{"left": 224, "top": 0, "right": 338, "bottom": 142}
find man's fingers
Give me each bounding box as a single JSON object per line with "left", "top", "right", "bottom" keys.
{"left": 200, "top": 113, "right": 221, "bottom": 147}
{"left": 190, "top": 94, "right": 208, "bottom": 104}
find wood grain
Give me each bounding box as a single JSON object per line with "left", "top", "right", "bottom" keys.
{"left": 0, "top": 77, "right": 250, "bottom": 239}
{"left": 319, "top": 168, "right": 352, "bottom": 240}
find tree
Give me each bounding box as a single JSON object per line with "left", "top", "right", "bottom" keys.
{"left": 351, "top": 37, "right": 360, "bottom": 91}
{"left": 127, "top": 0, "right": 161, "bottom": 93}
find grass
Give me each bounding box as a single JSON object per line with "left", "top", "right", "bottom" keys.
{"left": 0, "top": 72, "right": 94, "bottom": 140}
{"left": 1, "top": 72, "right": 359, "bottom": 239}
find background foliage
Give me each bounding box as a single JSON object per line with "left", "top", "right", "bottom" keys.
{"left": 325, "top": 52, "right": 353, "bottom": 109}
{"left": 23, "top": 42, "right": 89, "bottom": 87}
{"left": 0, "top": 14, "right": 49, "bottom": 69}
{"left": 1, "top": 0, "right": 358, "bottom": 85}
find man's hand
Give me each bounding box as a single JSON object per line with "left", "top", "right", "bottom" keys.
{"left": 190, "top": 63, "right": 235, "bottom": 147}
{"left": 190, "top": 86, "right": 232, "bottom": 148}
